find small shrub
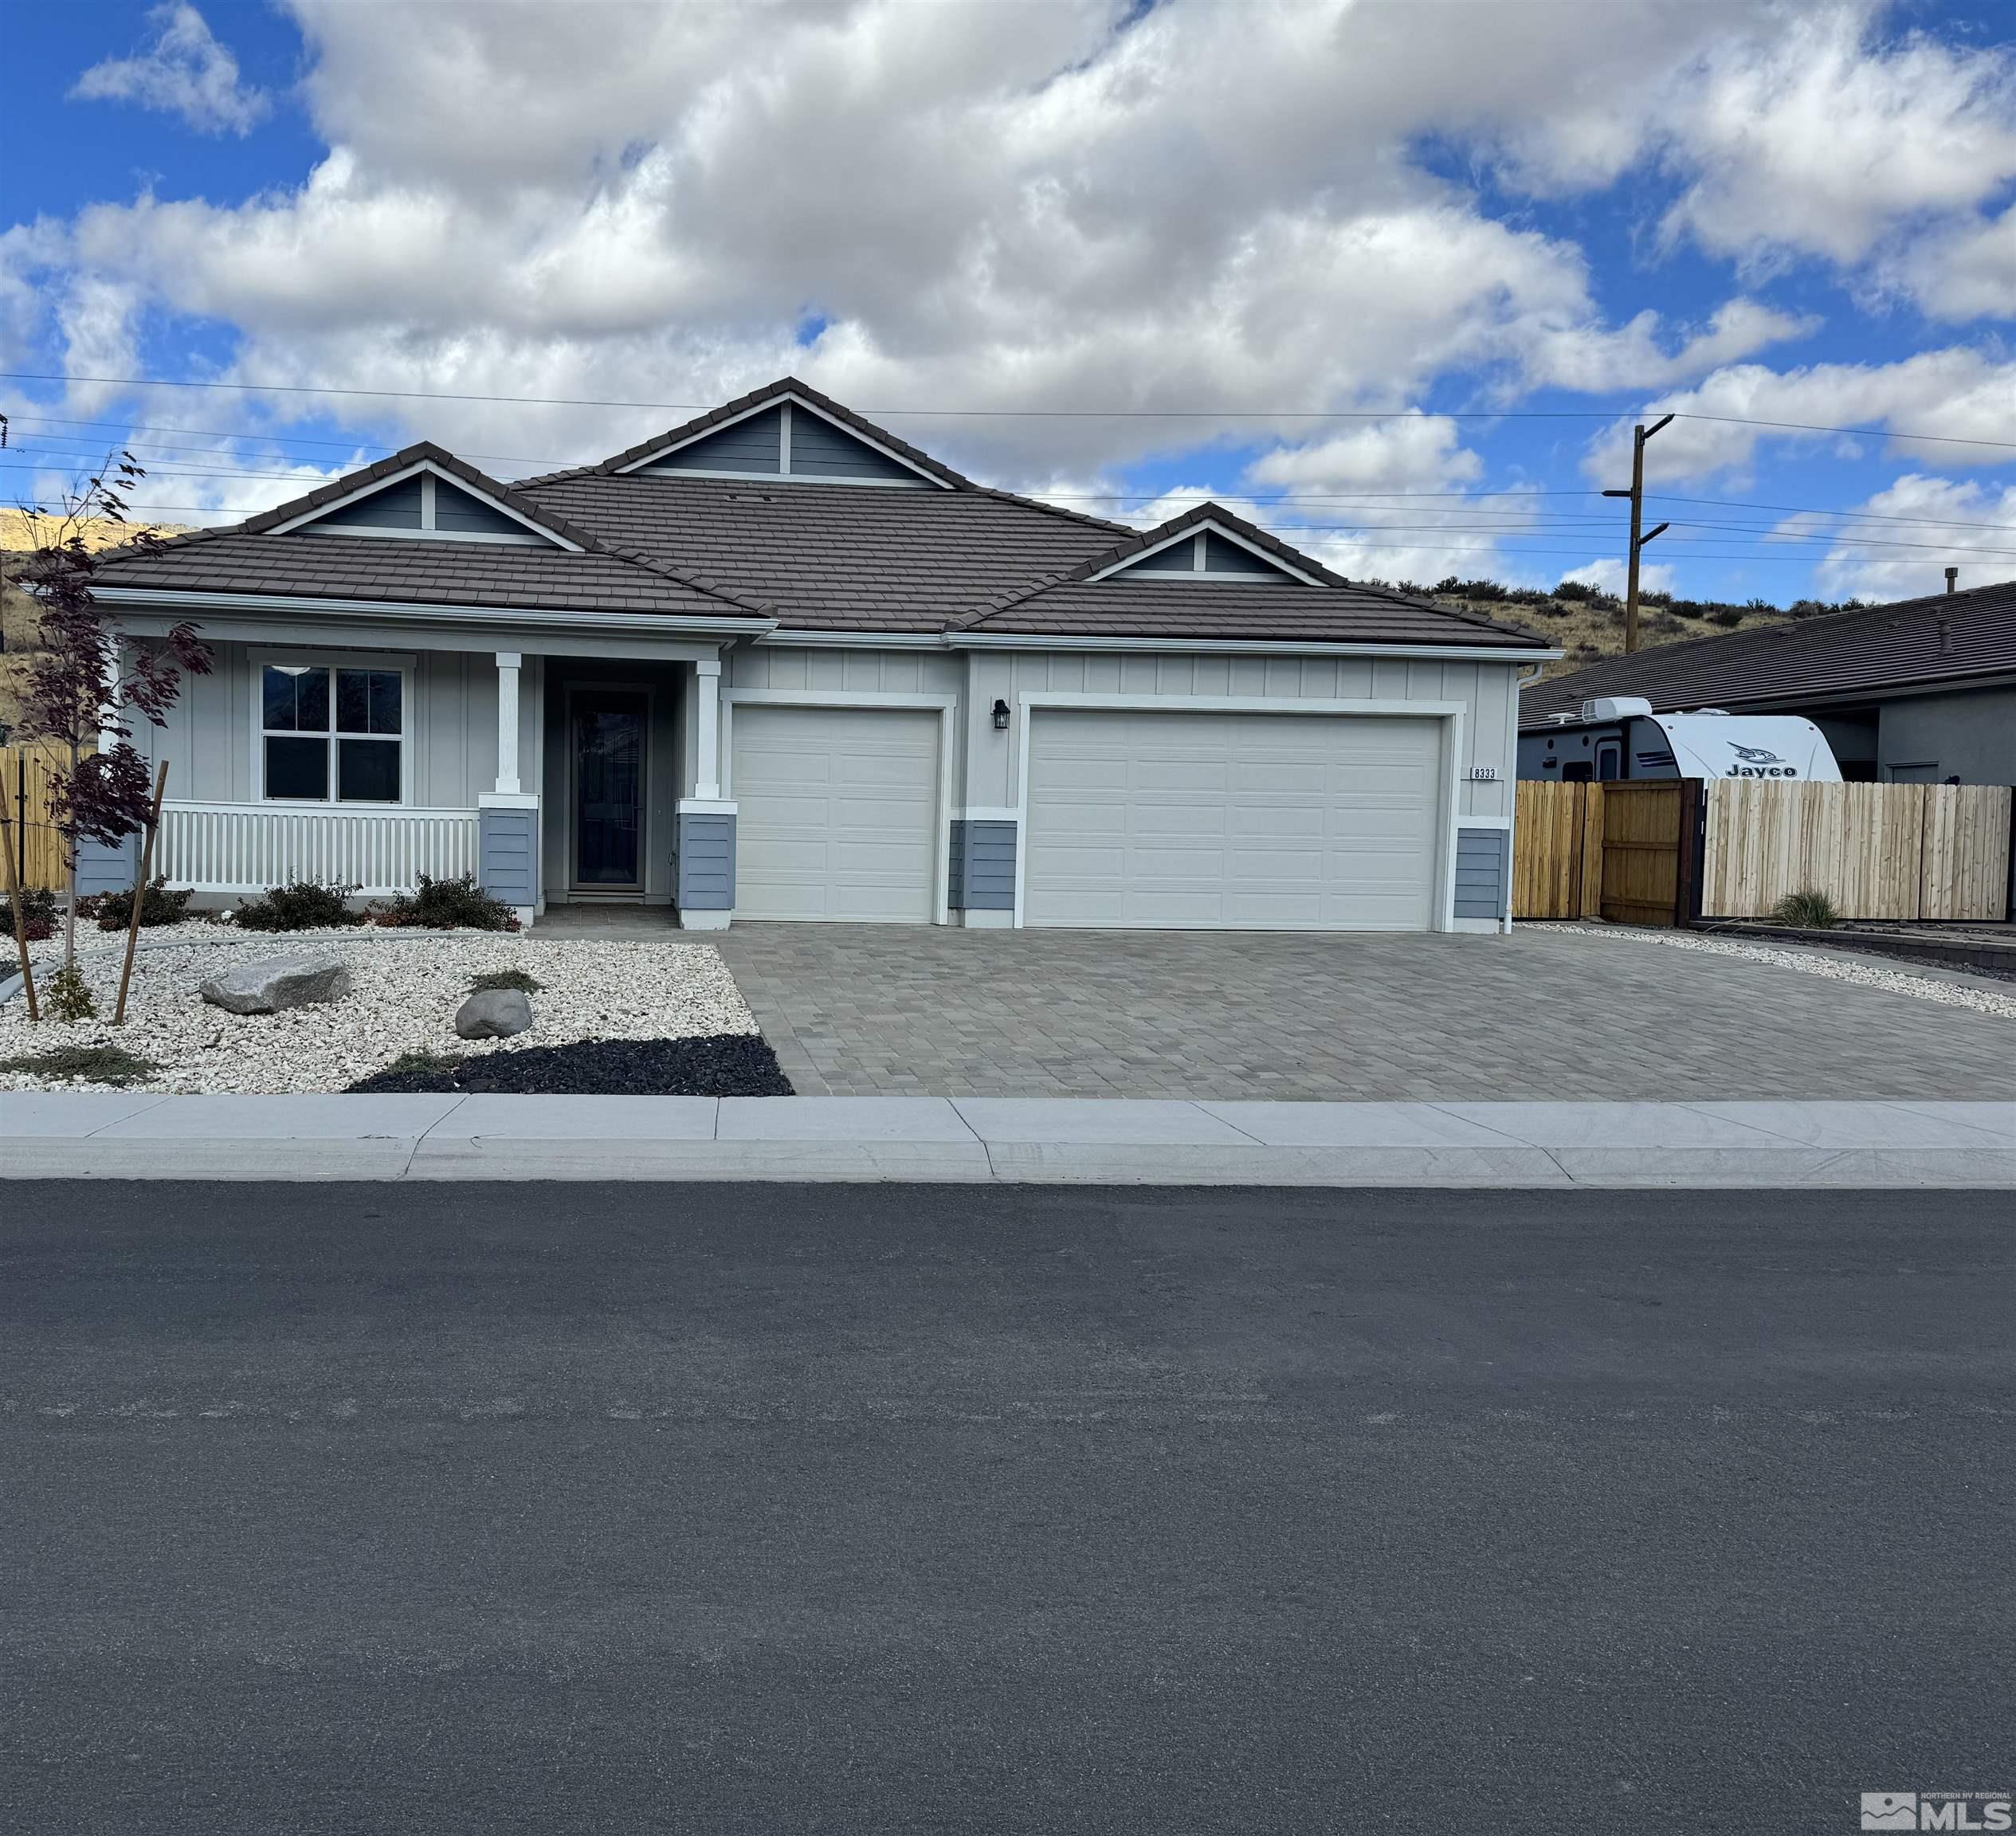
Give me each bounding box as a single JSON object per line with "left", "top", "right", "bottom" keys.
{"left": 232, "top": 881, "right": 365, "bottom": 932}
{"left": 1771, "top": 888, "right": 1841, "bottom": 929}
{"left": 1708, "top": 607, "right": 1743, "bottom": 628}
{"left": 43, "top": 962, "right": 98, "bottom": 1022}
{"left": 79, "top": 877, "right": 194, "bottom": 932}
{"left": 368, "top": 1048, "right": 464, "bottom": 1081}
{"left": 376, "top": 873, "right": 516, "bottom": 932}
{"left": 0, "top": 1042, "right": 156, "bottom": 1086}
{"left": 469, "top": 968, "right": 542, "bottom": 994}
{"left": 0, "top": 885, "right": 58, "bottom": 941}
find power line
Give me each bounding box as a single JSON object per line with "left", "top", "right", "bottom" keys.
{"left": 6, "top": 369, "right": 2015, "bottom": 449}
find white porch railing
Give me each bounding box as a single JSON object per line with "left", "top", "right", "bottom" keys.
{"left": 157, "top": 801, "right": 480, "bottom": 896}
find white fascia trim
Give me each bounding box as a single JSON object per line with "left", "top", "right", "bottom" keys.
{"left": 759, "top": 628, "right": 947, "bottom": 649}
{"left": 1018, "top": 692, "right": 1468, "bottom": 717}
{"left": 267, "top": 457, "right": 583, "bottom": 552}
{"left": 957, "top": 806, "right": 1020, "bottom": 823}
{"left": 615, "top": 389, "right": 955, "bottom": 489}
{"left": 633, "top": 468, "right": 930, "bottom": 489}
{"left": 949, "top": 631, "right": 1561, "bottom": 661}
{"left": 96, "top": 586, "right": 773, "bottom": 640}
{"left": 724, "top": 687, "right": 958, "bottom": 711}
{"left": 1457, "top": 814, "right": 1515, "bottom": 830}
{"left": 1088, "top": 518, "right": 1319, "bottom": 586}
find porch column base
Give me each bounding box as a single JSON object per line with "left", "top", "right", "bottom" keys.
{"left": 477, "top": 792, "right": 539, "bottom": 913}
{"left": 674, "top": 800, "right": 735, "bottom": 927}
{"left": 961, "top": 907, "right": 1014, "bottom": 929}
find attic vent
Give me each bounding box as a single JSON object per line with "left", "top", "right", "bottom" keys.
{"left": 726, "top": 492, "right": 776, "bottom": 504}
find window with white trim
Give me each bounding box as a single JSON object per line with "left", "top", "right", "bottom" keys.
{"left": 261, "top": 664, "right": 405, "bottom": 802}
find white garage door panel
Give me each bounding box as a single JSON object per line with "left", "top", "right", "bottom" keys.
{"left": 1024, "top": 709, "right": 1441, "bottom": 931}
{"left": 731, "top": 704, "right": 940, "bottom": 922}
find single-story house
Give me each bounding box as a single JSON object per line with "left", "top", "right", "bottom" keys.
{"left": 1519, "top": 579, "right": 2016, "bottom": 786}
{"left": 86, "top": 379, "right": 1553, "bottom": 933}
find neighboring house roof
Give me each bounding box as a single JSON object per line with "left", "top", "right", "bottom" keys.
{"left": 1519, "top": 579, "right": 2016, "bottom": 728}
{"left": 88, "top": 402, "right": 1551, "bottom": 650}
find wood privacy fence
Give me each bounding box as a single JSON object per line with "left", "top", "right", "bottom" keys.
{"left": 1700, "top": 780, "right": 2011, "bottom": 921}
{"left": 1512, "top": 780, "right": 1604, "bottom": 920}
{"left": 0, "top": 743, "right": 73, "bottom": 893}
{"left": 1515, "top": 777, "right": 2013, "bottom": 924}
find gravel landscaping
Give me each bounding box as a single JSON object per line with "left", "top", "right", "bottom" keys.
{"left": 1531, "top": 923, "right": 2016, "bottom": 1018}
{"left": 0, "top": 925, "right": 762, "bottom": 1093}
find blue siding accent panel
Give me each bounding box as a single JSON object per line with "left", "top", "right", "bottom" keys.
{"left": 675, "top": 812, "right": 735, "bottom": 911}
{"left": 1202, "top": 530, "right": 1288, "bottom": 575}
{"left": 1116, "top": 539, "right": 1197, "bottom": 575}
{"left": 951, "top": 818, "right": 1016, "bottom": 911}
{"left": 75, "top": 831, "right": 141, "bottom": 898}
{"left": 947, "top": 820, "right": 966, "bottom": 908}
{"left": 478, "top": 806, "right": 539, "bottom": 908}
{"left": 313, "top": 475, "right": 424, "bottom": 530}
{"left": 1453, "top": 826, "right": 1509, "bottom": 920}
{"left": 788, "top": 412, "right": 924, "bottom": 483}
{"left": 646, "top": 407, "right": 782, "bottom": 476}
{"left": 433, "top": 482, "right": 532, "bottom": 537}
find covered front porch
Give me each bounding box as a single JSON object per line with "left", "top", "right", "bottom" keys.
{"left": 98, "top": 605, "right": 740, "bottom": 929}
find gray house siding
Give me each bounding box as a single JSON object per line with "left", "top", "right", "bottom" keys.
{"left": 951, "top": 818, "right": 1015, "bottom": 910}
{"left": 477, "top": 805, "right": 539, "bottom": 908}
{"left": 674, "top": 812, "right": 735, "bottom": 911}
{"left": 74, "top": 830, "right": 141, "bottom": 897}
{"left": 788, "top": 413, "right": 923, "bottom": 483}
{"left": 1877, "top": 684, "right": 2016, "bottom": 786}
{"left": 315, "top": 475, "right": 424, "bottom": 529}
{"left": 644, "top": 407, "right": 782, "bottom": 476}
{"left": 1453, "top": 827, "right": 1509, "bottom": 920}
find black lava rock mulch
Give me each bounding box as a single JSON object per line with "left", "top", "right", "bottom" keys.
{"left": 345, "top": 1034, "right": 793, "bottom": 1096}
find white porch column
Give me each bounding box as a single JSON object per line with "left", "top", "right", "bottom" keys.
{"left": 98, "top": 641, "right": 122, "bottom": 755}
{"left": 493, "top": 650, "right": 522, "bottom": 794}
{"left": 694, "top": 657, "right": 722, "bottom": 800}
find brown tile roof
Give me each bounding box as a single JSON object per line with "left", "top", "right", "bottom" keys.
{"left": 91, "top": 441, "right": 773, "bottom": 620}
{"left": 85, "top": 414, "right": 1551, "bottom": 651}
{"left": 954, "top": 501, "right": 1548, "bottom": 649}
{"left": 1519, "top": 579, "right": 2016, "bottom": 727}
{"left": 520, "top": 472, "right": 1128, "bottom": 632}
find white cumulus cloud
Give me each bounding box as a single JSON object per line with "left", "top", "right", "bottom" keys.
{"left": 72, "top": 3, "right": 270, "bottom": 137}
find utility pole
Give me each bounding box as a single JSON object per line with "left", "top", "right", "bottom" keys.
{"left": 1602, "top": 413, "right": 1673, "bottom": 653}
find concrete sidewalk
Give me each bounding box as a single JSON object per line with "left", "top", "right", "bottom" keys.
{"left": 3, "top": 1093, "right": 2010, "bottom": 1186}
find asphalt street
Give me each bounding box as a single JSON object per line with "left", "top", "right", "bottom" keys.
{"left": 2, "top": 1181, "right": 2011, "bottom": 1834}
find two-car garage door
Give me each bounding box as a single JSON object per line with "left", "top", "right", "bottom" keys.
{"left": 1022, "top": 708, "right": 1442, "bottom": 930}
{"left": 728, "top": 700, "right": 1445, "bottom": 930}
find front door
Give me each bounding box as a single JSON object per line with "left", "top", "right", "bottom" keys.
{"left": 572, "top": 691, "right": 646, "bottom": 890}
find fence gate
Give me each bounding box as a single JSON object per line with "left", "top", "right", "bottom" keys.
{"left": 1598, "top": 782, "right": 1703, "bottom": 928}
{"left": 1512, "top": 780, "right": 1606, "bottom": 920}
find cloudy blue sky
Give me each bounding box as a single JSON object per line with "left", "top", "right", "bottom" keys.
{"left": 4, "top": 0, "right": 2014, "bottom": 604}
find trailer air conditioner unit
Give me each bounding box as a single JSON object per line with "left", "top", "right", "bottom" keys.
{"left": 1581, "top": 696, "right": 1654, "bottom": 720}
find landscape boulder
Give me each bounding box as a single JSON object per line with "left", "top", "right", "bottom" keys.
{"left": 200, "top": 955, "right": 352, "bottom": 1015}
{"left": 455, "top": 988, "right": 533, "bottom": 1039}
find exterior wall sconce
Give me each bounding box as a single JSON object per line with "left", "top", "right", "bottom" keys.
{"left": 991, "top": 698, "right": 1010, "bottom": 730}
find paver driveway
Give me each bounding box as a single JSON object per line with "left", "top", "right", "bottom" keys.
{"left": 712, "top": 924, "right": 2016, "bottom": 1101}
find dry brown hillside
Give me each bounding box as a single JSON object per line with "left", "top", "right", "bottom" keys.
{"left": 1, "top": 515, "right": 191, "bottom": 734}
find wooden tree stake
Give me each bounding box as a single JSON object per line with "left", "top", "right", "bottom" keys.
{"left": 112, "top": 760, "right": 170, "bottom": 1026}
{"left": 0, "top": 756, "right": 38, "bottom": 1022}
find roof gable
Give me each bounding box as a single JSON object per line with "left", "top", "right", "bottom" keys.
{"left": 254, "top": 445, "right": 589, "bottom": 551}
{"left": 1096, "top": 517, "right": 1313, "bottom": 585}
{"left": 600, "top": 378, "right": 963, "bottom": 489}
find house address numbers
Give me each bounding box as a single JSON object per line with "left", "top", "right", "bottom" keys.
{"left": 1467, "top": 766, "right": 1499, "bottom": 781}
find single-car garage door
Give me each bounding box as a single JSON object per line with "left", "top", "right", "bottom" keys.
{"left": 731, "top": 703, "right": 941, "bottom": 921}
{"left": 1023, "top": 708, "right": 1443, "bottom": 930}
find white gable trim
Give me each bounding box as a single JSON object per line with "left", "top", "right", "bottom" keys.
{"left": 270, "top": 459, "right": 582, "bottom": 551}
{"left": 1090, "top": 518, "right": 1317, "bottom": 586}
{"left": 614, "top": 390, "right": 952, "bottom": 489}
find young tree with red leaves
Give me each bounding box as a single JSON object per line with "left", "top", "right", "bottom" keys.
{"left": 14, "top": 453, "right": 210, "bottom": 994}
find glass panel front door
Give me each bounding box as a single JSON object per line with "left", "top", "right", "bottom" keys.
{"left": 573, "top": 692, "right": 645, "bottom": 888}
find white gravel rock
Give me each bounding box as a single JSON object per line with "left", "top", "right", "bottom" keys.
{"left": 0, "top": 927, "right": 757, "bottom": 1093}
{"left": 1530, "top": 922, "right": 2016, "bottom": 1018}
